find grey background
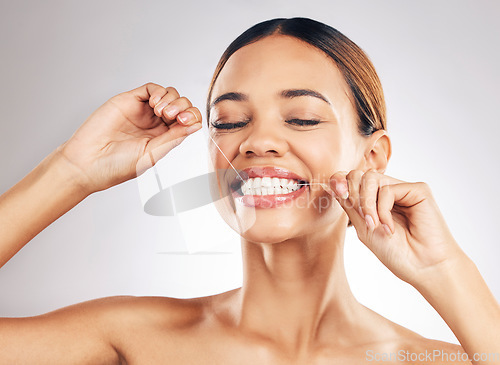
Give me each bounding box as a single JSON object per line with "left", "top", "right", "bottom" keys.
{"left": 0, "top": 0, "right": 498, "bottom": 345}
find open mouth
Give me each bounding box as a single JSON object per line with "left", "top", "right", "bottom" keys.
{"left": 232, "top": 176, "right": 309, "bottom": 196}
{"left": 229, "top": 166, "right": 310, "bottom": 197}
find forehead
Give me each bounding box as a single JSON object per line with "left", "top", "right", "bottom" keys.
{"left": 211, "top": 35, "right": 352, "bottom": 105}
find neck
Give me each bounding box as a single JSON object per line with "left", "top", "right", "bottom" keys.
{"left": 233, "top": 216, "right": 363, "bottom": 356}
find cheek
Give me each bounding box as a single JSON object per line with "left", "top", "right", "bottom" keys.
{"left": 208, "top": 137, "right": 243, "bottom": 208}
{"left": 209, "top": 135, "right": 240, "bottom": 167}
{"left": 208, "top": 137, "right": 239, "bottom": 192}
{"left": 293, "top": 131, "right": 350, "bottom": 181}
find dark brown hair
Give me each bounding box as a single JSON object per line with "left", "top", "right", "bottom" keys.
{"left": 206, "top": 17, "right": 387, "bottom": 136}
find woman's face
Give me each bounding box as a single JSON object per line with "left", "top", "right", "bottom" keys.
{"left": 208, "top": 35, "right": 368, "bottom": 243}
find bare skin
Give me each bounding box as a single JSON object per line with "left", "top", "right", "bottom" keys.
{"left": 0, "top": 35, "right": 498, "bottom": 364}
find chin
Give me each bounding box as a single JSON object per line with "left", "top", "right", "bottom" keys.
{"left": 239, "top": 220, "right": 303, "bottom": 244}
{"left": 232, "top": 205, "right": 347, "bottom": 245}
{"left": 243, "top": 233, "right": 291, "bottom": 245}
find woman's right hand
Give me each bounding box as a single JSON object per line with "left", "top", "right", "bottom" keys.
{"left": 57, "top": 83, "right": 203, "bottom": 195}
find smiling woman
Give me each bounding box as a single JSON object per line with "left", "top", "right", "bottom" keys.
{"left": 0, "top": 16, "right": 499, "bottom": 365}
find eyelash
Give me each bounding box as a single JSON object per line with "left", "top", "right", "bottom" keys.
{"left": 211, "top": 118, "right": 321, "bottom": 130}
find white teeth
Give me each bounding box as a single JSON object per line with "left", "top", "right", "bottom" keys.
{"left": 238, "top": 177, "right": 306, "bottom": 196}
{"left": 261, "top": 177, "right": 272, "bottom": 187}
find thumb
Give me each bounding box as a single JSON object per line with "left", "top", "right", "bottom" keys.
{"left": 329, "top": 173, "right": 366, "bottom": 230}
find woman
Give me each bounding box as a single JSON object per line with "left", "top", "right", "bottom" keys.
{"left": 0, "top": 17, "right": 498, "bottom": 364}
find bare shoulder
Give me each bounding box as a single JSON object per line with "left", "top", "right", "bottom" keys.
{"left": 72, "top": 295, "right": 212, "bottom": 363}
{"left": 401, "top": 337, "right": 471, "bottom": 364}
{"left": 365, "top": 332, "right": 469, "bottom": 365}
{"left": 43, "top": 294, "right": 207, "bottom": 327}
{"left": 362, "top": 308, "right": 470, "bottom": 365}
{"left": 87, "top": 295, "right": 207, "bottom": 326}
{"left": 0, "top": 294, "right": 206, "bottom": 365}
{"left": 80, "top": 294, "right": 210, "bottom": 338}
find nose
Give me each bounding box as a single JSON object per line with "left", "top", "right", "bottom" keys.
{"left": 239, "top": 119, "right": 289, "bottom": 157}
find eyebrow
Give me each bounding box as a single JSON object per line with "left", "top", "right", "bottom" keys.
{"left": 210, "top": 88, "right": 331, "bottom": 109}
{"left": 280, "top": 89, "right": 331, "bottom": 105}
{"left": 210, "top": 92, "right": 248, "bottom": 109}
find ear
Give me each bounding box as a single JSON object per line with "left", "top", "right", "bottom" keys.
{"left": 363, "top": 129, "right": 392, "bottom": 173}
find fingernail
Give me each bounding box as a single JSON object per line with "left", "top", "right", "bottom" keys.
{"left": 165, "top": 106, "right": 178, "bottom": 118}
{"left": 382, "top": 224, "right": 393, "bottom": 236}
{"left": 178, "top": 113, "right": 189, "bottom": 125}
{"left": 358, "top": 207, "right": 363, "bottom": 216}
{"left": 179, "top": 111, "right": 198, "bottom": 125}
{"left": 186, "top": 123, "right": 202, "bottom": 134}
{"left": 156, "top": 102, "right": 167, "bottom": 114}
{"left": 335, "top": 182, "right": 349, "bottom": 199}
{"left": 365, "top": 214, "right": 374, "bottom": 230}
{"left": 152, "top": 96, "right": 161, "bottom": 105}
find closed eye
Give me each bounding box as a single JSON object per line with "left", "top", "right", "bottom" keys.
{"left": 286, "top": 118, "right": 321, "bottom": 126}
{"left": 211, "top": 121, "right": 248, "bottom": 130}
{"left": 210, "top": 118, "right": 322, "bottom": 130}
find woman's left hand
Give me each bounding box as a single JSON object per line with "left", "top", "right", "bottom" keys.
{"left": 329, "top": 169, "right": 466, "bottom": 287}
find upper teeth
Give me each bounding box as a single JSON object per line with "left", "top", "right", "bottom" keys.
{"left": 240, "top": 177, "right": 302, "bottom": 196}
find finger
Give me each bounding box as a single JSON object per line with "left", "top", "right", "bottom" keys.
{"left": 383, "top": 181, "right": 432, "bottom": 208}
{"left": 377, "top": 184, "right": 396, "bottom": 234}
{"left": 332, "top": 185, "right": 366, "bottom": 232}
{"left": 161, "top": 96, "right": 193, "bottom": 121}
{"left": 330, "top": 171, "right": 365, "bottom": 229}
{"left": 130, "top": 82, "right": 168, "bottom": 105}
{"left": 345, "top": 170, "right": 364, "bottom": 219}
{"left": 330, "top": 171, "right": 349, "bottom": 199}
{"left": 153, "top": 87, "right": 181, "bottom": 117}
{"left": 145, "top": 122, "right": 202, "bottom": 165}
{"left": 357, "top": 170, "right": 407, "bottom": 231}
{"left": 359, "top": 170, "right": 382, "bottom": 228}
{"left": 148, "top": 87, "right": 168, "bottom": 109}
{"left": 377, "top": 182, "right": 431, "bottom": 235}
{"left": 177, "top": 107, "right": 203, "bottom": 126}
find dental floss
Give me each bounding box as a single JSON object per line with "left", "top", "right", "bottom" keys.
{"left": 208, "top": 133, "right": 245, "bottom": 182}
